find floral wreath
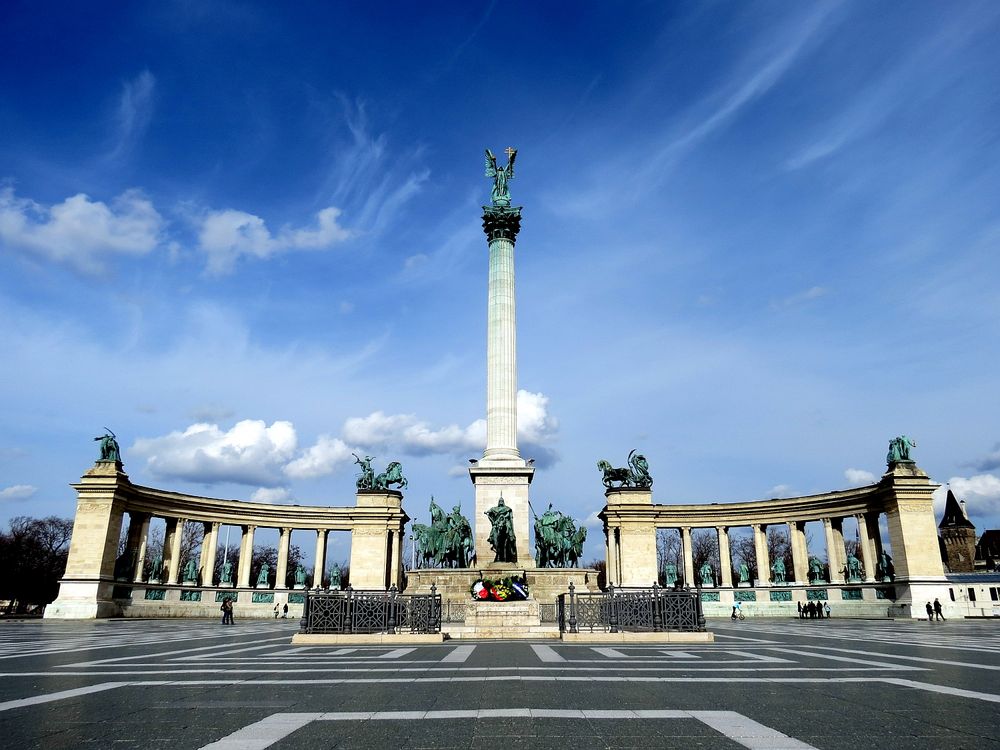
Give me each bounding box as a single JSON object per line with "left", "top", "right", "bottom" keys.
{"left": 470, "top": 575, "right": 529, "bottom": 602}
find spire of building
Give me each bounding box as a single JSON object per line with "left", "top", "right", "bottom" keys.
{"left": 939, "top": 489, "right": 975, "bottom": 529}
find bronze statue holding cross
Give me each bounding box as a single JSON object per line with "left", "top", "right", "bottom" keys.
{"left": 485, "top": 147, "right": 517, "bottom": 207}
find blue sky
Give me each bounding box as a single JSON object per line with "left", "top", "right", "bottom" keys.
{"left": 2, "top": 2, "right": 1000, "bottom": 564}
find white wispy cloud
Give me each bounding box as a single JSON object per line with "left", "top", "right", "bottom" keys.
{"left": 0, "top": 484, "right": 37, "bottom": 501}
{"left": 932, "top": 474, "right": 1000, "bottom": 525}
{"left": 284, "top": 436, "right": 354, "bottom": 480}
{"left": 197, "top": 205, "right": 352, "bottom": 274}
{"left": 251, "top": 487, "right": 292, "bottom": 503}
{"left": 770, "top": 286, "right": 827, "bottom": 310}
{"left": 109, "top": 69, "right": 156, "bottom": 160}
{"left": 0, "top": 187, "right": 162, "bottom": 272}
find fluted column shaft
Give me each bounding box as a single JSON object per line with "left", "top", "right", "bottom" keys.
{"left": 276, "top": 528, "right": 291, "bottom": 589}
{"left": 202, "top": 522, "right": 219, "bottom": 585}
{"left": 313, "top": 529, "right": 328, "bottom": 588}
{"left": 753, "top": 524, "right": 769, "bottom": 585}
{"left": 717, "top": 527, "right": 733, "bottom": 587}
{"left": 484, "top": 235, "right": 519, "bottom": 460}
{"left": 681, "top": 527, "right": 695, "bottom": 587}
{"left": 167, "top": 518, "right": 185, "bottom": 585}
{"left": 237, "top": 525, "right": 256, "bottom": 587}
{"left": 856, "top": 514, "right": 877, "bottom": 582}
{"left": 132, "top": 514, "right": 151, "bottom": 583}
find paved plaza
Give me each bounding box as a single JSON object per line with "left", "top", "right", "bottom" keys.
{"left": 0, "top": 618, "right": 998, "bottom": 749}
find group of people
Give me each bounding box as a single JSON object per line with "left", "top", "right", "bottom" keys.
{"left": 220, "top": 596, "right": 234, "bottom": 625}
{"left": 925, "top": 598, "right": 946, "bottom": 621}
{"left": 797, "top": 600, "right": 831, "bottom": 619}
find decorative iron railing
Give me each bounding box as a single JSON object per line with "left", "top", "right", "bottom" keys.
{"left": 558, "top": 583, "right": 705, "bottom": 633}
{"left": 298, "top": 585, "right": 441, "bottom": 634}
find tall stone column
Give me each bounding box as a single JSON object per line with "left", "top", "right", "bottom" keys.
{"left": 824, "top": 518, "right": 846, "bottom": 583}
{"left": 470, "top": 199, "right": 534, "bottom": 566}
{"left": 202, "top": 522, "right": 219, "bottom": 586}
{"left": 132, "top": 514, "right": 151, "bottom": 583}
{"left": 313, "top": 529, "right": 328, "bottom": 588}
{"left": 237, "top": 525, "right": 256, "bottom": 588}
{"left": 717, "top": 526, "right": 733, "bottom": 588}
{"left": 752, "top": 524, "right": 770, "bottom": 585}
{"left": 167, "top": 518, "right": 185, "bottom": 585}
{"left": 681, "top": 527, "right": 695, "bottom": 588}
{"left": 856, "top": 513, "right": 876, "bottom": 582}
{"left": 276, "top": 527, "right": 291, "bottom": 589}
{"left": 790, "top": 521, "right": 808, "bottom": 585}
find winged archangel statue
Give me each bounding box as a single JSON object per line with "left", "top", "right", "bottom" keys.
{"left": 485, "top": 147, "right": 517, "bottom": 207}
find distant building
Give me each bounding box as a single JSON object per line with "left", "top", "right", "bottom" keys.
{"left": 977, "top": 529, "right": 1000, "bottom": 572}
{"left": 938, "top": 489, "right": 977, "bottom": 573}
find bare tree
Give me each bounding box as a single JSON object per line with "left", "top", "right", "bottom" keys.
{"left": 729, "top": 532, "right": 756, "bottom": 580}
{"left": 656, "top": 528, "right": 681, "bottom": 584}
{"left": 0, "top": 516, "right": 74, "bottom": 612}
{"left": 767, "top": 527, "right": 792, "bottom": 579}
{"left": 691, "top": 529, "right": 720, "bottom": 585}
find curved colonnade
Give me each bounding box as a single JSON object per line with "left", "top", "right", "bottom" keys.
{"left": 600, "top": 461, "right": 948, "bottom": 617}
{"left": 45, "top": 460, "right": 407, "bottom": 619}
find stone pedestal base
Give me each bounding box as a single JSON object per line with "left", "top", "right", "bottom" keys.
{"left": 218, "top": 582, "right": 233, "bottom": 588}
{"left": 465, "top": 599, "right": 540, "bottom": 637}
{"left": 469, "top": 462, "right": 535, "bottom": 567}
{"left": 44, "top": 580, "right": 121, "bottom": 619}
{"left": 293, "top": 584, "right": 306, "bottom": 590}
{"left": 182, "top": 580, "right": 196, "bottom": 586}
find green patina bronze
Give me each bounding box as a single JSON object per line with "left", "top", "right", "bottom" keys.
{"left": 182, "top": 558, "right": 198, "bottom": 583}
{"left": 597, "top": 450, "right": 653, "bottom": 489}
{"left": 94, "top": 429, "right": 121, "bottom": 462}
{"left": 144, "top": 588, "right": 166, "bottom": 601}
{"left": 845, "top": 554, "right": 863, "bottom": 582}
{"left": 806, "top": 588, "right": 828, "bottom": 601}
{"left": 220, "top": 559, "right": 233, "bottom": 584}
{"left": 413, "top": 497, "right": 473, "bottom": 568}
{"left": 770, "top": 590, "right": 792, "bottom": 602}
{"left": 256, "top": 563, "right": 270, "bottom": 587}
{"left": 180, "top": 590, "right": 201, "bottom": 602}
{"left": 354, "top": 453, "right": 408, "bottom": 491}
{"left": 808, "top": 556, "right": 826, "bottom": 583}
{"left": 733, "top": 590, "right": 756, "bottom": 602}
{"left": 700, "top": 591, "right": 721, "bottom": 602}
{"left": 887, "top": 435, "right": 916, "bottom": 466}
{"left": 148, "top": 556, "right": 163, "bottom": 582}
{"left": 532, "top": 503, "right": 587, "bottom": 568}
{"left": 485, "top": 147, "right": 516, "bottom": 207}
{"left": 841, "top": 588, "right": 863, "bottom": 600}
{"left": 486, "top": 496, "right": 517, "bottom": 563}
{"left": 699, "top": 561, "right": 714, "bottom": 586}
{"left": 771, "top": 558, "right": 787, "bottom": 584}
{"left": 252, "top": 592, "right": 274, "bottom": 604}
{"left": 661, "top": 561, "right": 678, "bottom": 587}
{"left": 288, "top": 592, "right": 305, "bottom": 604}
{"left": 353, "top": 453, "right": 376, "bottom": 490}
{"left": 738, "top": 562, "right": 751, "bottom": 584}
{"left": 294, "top": 564, "right": 307, "bottom": 587}
{"left": 328, "top": 563, "right": 342, "bottom": 590}
{"left": 215, "top": 591, "right": 230, "bottom": 602}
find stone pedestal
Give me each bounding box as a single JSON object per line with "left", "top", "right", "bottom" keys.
{"left": 349, "top": 490, "right": 407, "bottom": 590}
{"left": 470, "top": 463, "right": 535, "bottom": 566}
{"left": 600, "top": 488, "right": 656, "bottom": 587}
{"left": 465, "top": 599, "right": 540, "bottom": 638}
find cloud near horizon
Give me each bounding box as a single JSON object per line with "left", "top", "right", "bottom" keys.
{"left": 0, "top": 187, "right": 162, "bottom": 272}
{"left": 131, "top": 391, "right": 559, "bottom": 488}
{"left": 0, "top": 484, "right": 37, "bottom": 502}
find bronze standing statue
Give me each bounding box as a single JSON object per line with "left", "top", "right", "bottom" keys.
{"left": 485, "top": 148, "right": 516, "bottom": 207}
{"left": 94, "top": 429, "right": 121, "bottom": 462}
{"left": 486, "top": 497, "right": 517, "bottom": 563}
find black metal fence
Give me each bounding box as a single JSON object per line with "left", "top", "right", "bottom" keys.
{"left": 558, "top": 583, "right": 706, "bottom": 633}
{"left": 299, "top": 585, "right": 442, "bottom": 635}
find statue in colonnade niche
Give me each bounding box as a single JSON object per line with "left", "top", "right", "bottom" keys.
{"left": 808, "top": 556, "right": 826, "bottom": 583}
{"left": 887, "top": 435, "right": 916, "bottom": 466}
{"left": 148, "top": 556, "right": 163, "bottom": 582}
{"left": 183, "top": 558, "right": 198, "bottom": 583}
{"left": 94, "top": 429, "right": 121, "bottom": 462}
{"left": 738, "top": 562, "right": 751, "bottom": 584}
{"left": 221, "top": 559, "right": 233, "bottom": 583}
{"left": 846, "top": 554, "right": 863, "bottom": 582}
{"left": 699, "top": 561, "right": 714, "bottom": 586}
{"left": 294, "top": 564, "right": 307, "bottom": 587}
{"left": 256, "top": 563, "right": 270, "bottom": 587}
{"left": 771, "top": 557, "right": 786, "bottom": 584}
{"left": 662, "top": 561, "right": 678, "bottom": 587}
{"left": 877, "top": 551, "right": 894, "bottom": 582}
{"left": 328, "top": 563, "right": 342, "bottom": 590}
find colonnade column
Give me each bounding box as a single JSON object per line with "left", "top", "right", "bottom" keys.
{"left": 388, "top": 529, "right": 401, "bottom": 588}
{"left": 132, "top": 514, "right": 151, "bottom": 583}
{"left": 856, "top": 513, "right": 877, "bottom": 582}
{"left": 202, "top": 522, "right": 219, "bottom": 586}
{"left": 237, "top": 525, "right": 256, "bottom": 588}
{"left": 681, "top": 527, "right": 695, "bottom": 588}
{"left": 605, "top": 527, "right": 620, "bottom": 586}
{"left": 790, "top": 521, "right": 808, "bottom": 585}
{"left": 276, "top": 527, "right": 291, "bottom": 589}
{"left": 752, "top": 524, "right": 770, "bottom": 585}
{"left": 824, "top": 518, "right": 846, "bottom": 583}
{"left": 166, "top": 518, "right": 185, "bottom": 585}
{"left": 313, "top": 529, "right": 328, "bottom": 589}
{"left": 717, "top": 526, "right": 733, "bottom": 588}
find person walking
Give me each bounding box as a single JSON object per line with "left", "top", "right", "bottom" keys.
{"left": 797, "top": 601, "right": 803, "bottom": 619}
{"left": 824, "top": 601, "right": 831, "bottom": 618}
{"left": 273, "top": 603, "right": 280, "bottom": 619}
{"left": 933, "top": 598, "right": 945, "bottom": 621}
{"left": 282, "top": 603, "right": 289, "bottom": 619}
{"left": 925, "top": 602, "right": 934, "bottom": 621}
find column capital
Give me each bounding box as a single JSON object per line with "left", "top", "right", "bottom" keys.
{"left": 482, "top": 205, "right": 522, "bottom": 243}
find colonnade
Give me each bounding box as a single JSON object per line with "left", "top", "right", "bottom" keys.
{"left": 599, "top": 461, "right": 948, "bottom": 618}
{"left": 646, "top": 511, "right": 887, "bottom": 589}
{"left": 45, "top": 460, "right": 408, "bottom": 618}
